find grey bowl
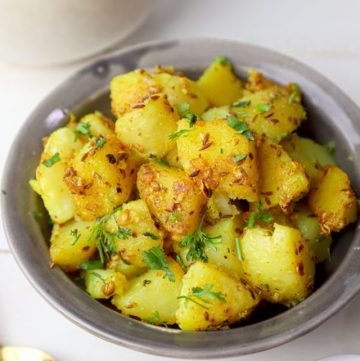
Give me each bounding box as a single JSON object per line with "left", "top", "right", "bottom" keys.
{"left": 2, "top": 39, "right": 360, "bottom": 359}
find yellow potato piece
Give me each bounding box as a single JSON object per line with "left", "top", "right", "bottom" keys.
{"left": 197, "top": 56, "right": 243, "bottom": 107}
{"left": 112, "top": 258, "right": 184, "bottom": 325}
{"left": 309, "top": 165, "right": 357, "bottom": 234}
{"left": 115, "top": 93, "right": 178, "bottom": 159}
{"left": 176, "top": 118, "right": 259, "bottom": 202}
{"left": 34, "top": 127, "right": 83, "bottom": 224}
{"left": 176, "top": 262, "right": 259, "bottom": 331}
{"left": 258, "top": 141, "right": 309, "bottom": 211}
{"left": 137, "top": 162, "right": 207, "bottom": 237}
{"left": 64, "top": 135, "right": 135, "bottom": 220}
{"left": 50, "top": 218, "right": 96, "bottom": 271}
{"left": 241, "top": 223, "right": 315, "bottom": 306}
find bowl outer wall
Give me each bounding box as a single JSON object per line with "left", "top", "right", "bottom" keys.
{"left": 2, "top": 38, "right": 360, "bottom": 359}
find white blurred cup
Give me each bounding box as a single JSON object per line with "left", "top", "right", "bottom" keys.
{"left": 0, "top": 0, "right": 154, "bottom": 65}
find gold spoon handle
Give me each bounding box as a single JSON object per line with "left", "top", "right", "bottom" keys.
{"left": 0, "top": 346, "right": 55, "bottom": 361}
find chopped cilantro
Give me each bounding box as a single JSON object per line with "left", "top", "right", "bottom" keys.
{"left": 235, "top": 238, "right": 244, "bottom": 261}
{"left": 215, "top": 55, "right": 231, "bottom": 65}
{"left": 168, "top": 212, "right": 180, "bottom": 223}
{"left": 226, "top": 115, "right": 254, "bottom": 141}
{"left": 233, "top": 154, "right": 247, "bottom": 163}
{"left": 143, "top": 232, "right": 159, "bottom": 240}
{"left": 288, "top": 83, "right": 300, "bottom": 105}
{"left": 256, "top": 103, "right": 272, "bottom": 113}
{"left": 176, "top": 254, "right": 188, "bottom": 272}
{"left": 178, "top": 284, "right": 226, "bottom": 310}
{"left": 179, "top": 214, "right": 222, "bottom": 262}
{"left": 79, "top": 259, "right": 103, "bottom": 270}
{"left": 95, "top": 136, "right": 106, "bottom": 149}
{"left": 74, "top": 122, "right": 92, "bottom": 140}
{"left": 169, "top": 129, "right": 191, "bottom": 141}
{"left": 176, "top": 102, "right": 199, "bottom": 126}
{"left": 42, "top": 152, "right": 61, "bottom": 167}
{"left": 325, "top": 141, "right": 336, "bottom": 156}
{"left": 143, "top": 311, "right": 164, "bottom": 326}
{"left": 231, "top": 100, "right": 251, "bottom": 108}
{"left": 70, "top": 228, "right": 81, "bottom": 245}
{"left": 142, "top": 246, "right": 175, "bottom": 282}
{"left": 247, "top": 201, "right": 273, "bottom": 228}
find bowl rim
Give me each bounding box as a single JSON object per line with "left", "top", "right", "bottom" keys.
{"left": 2, "top": 38, "right": 360, "bottom": 359}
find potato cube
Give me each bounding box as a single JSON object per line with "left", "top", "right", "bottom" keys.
{"left": 176, "top": 262, "right": 259, "bottom": 330}
{"left": 137, "top": 162, "right": 207, "bottom": 237}
{"left": 258, "top": 141, "right": 309, "bottom": 211}
{"left": 50, "top": 219, "right": 97, "bottom": 271}
{"left": 241, "top": 223, "right": 315, "bottom": 306}
{"left": 308, "top": 165, "right": 357, "bottom": 233}
{"left": 115, "top": 93, "right": 178, "bottom": 159}
{"left": 64, "top": 135, "right": 134, "bottom": 220}
{"left": 112, "top": 258, "right": 184, "bottom": 325}
{"left": 197, "top": 56, "right": 243, "bottom": 106}
{"left": 176, "top": 118, "right": 259, "bottom": 202}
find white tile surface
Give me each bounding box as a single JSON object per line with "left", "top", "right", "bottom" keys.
{"left": 1, "top": 0, "right": 360, "bottom": 359}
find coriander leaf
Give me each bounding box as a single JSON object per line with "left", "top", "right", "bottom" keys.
{"left": 256, "top": 103, "right": 272, "bottom": 113}
{"left": 116, "top": 227, "right": 132, "bottom": 239}
{"left": 169, "top": 129, "right": 191, "bottom": 141}
{"left": 178, "top": 283, "right": 226, "bottom": 309}
{"left": 179, "top": 214, "right": 222, "bottom": 262}
{"left": 325, "top": 141, "right": 336, "bottom": 155}
{"left": 95, "top": 136, "right": 106, "bottom": 149}
{"left": 142, "top": 246, "right": 175, "bottom": 282}
{"left": 316, "top": 235, "right": 327, "bottom": 243}
{"left": 42, "top": 152, "right": 61, "bottom": 167}
{"left": 231, "top": 100, "right": 251, "bottom": 108}
{"left": 215, "top": 55, "right": 231, "bottom": 65}
{"left": 70, "top": 228, "right": 81, "bottom": 245}
{"left": 143, "top": 232, "right": 159, "bottom": 240}
{"left": 235, "top": 238, "right": 244, "bottom": 261}
{"left": 226, "top": 115, "right": 254, "bottom": 141}
{"left": 168, "top": 212, "right": 180, "bottom": 223}
{"left": 176, "top": 103, "right": 199, "bottom": 126}
{"left": 176, "top": 254, "right": 188, "bottom": 272}
{"left": 75, "top": 122, "right": 92, "bottom": 139}
{"left": 79, "top": 259, "right": 103, "bottom": 270}
{"left": 156, "top": 158, "right": 170, "bottom": 167}
{"left": 247, "top": 212, "right": 256, "bottom": 228}
{"left": 288, "top": 83, "right": 300, "bottom": 105}
{"left": 233, "top": 154, "right": 247, "bottom": 163}
{"left": 177, "top": 102, "right": 191, "bottom": 115}
{"left": 143, "top": 311, "right": 164, "bottom": 325}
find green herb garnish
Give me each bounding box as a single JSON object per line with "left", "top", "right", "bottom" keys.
{"left": 288, "top": 83, "right": 300, "bottom": 105}
{"left": 74, "top": 122, "right": 92, "bottom": 140}
{"left": 179, "top": 214, "right": 222, "bottom": 262}
{"left": 256, "top": 103, "right": 272, "bottom": 113}
{"left": 70, "top": 228, "right": 81, "bottom": 245}
{"left": 143, "top": 232, "right": 159, "bottom": 240}
{"left": 142, "top": 246, "right": 175, "bottom": 282}
{"left": 231, "top": 100, "right": 251, "bottom": 108}
{"left": 42, "top": 152, "right": 61, "bottom": 167}
{"left": 176, "top": 102, "right": 199, "bottom": 126}
{"left": 215, "top": 55, "right": 231, "bottom": 65}
{"left": 143, "top": 311, "right": 164, "bottom": 326}
{"left": 176, "top": 254, "right": 188, "bottom": 272}
{"left": 316, "top": 235, "right": 327, "bottom": 243}
{"left": 87, "top": 208, "right": 131, "bottom": 264}
{"left": 79, "top": 259, "right": 103, "bottom": 270}
{"left": 226, "top": 115, "right": 254, "bottom": 141}
{"left": 233, "top": 154, "right": 247, "bottom": 163}
{"left": 169, "top": 129, "right": 191, "bottom": 141}
{"left": 247, "top": 201, "right": 273, "bottom": 228}
{"left": 95, "top": 136, "right": 106, "bottom": 149}
{"left": 325, "top": 141, "right": 336, "bottom": 156}
{"left": 235, "top": 238, "right": 244, "bottom": 261}
{"left": 168, "top": 211, "right": 180, "bottom": 223}
{"left": 178, "top": 284, "right": 226, "bottom": 310}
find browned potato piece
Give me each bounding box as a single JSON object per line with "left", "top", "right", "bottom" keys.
{"left": 197, "top": 56, "right": 243, "bottom": 107}
{"left": 115, "top": 93, "right": 178, "bottom": 159}
{"left": 241, "top": 224, "right": 315, "bottom": 306}
{"left": 176, "top": 262, "right": 259, "bottom": 331}
{"left": 308, "top": 165, "right": 357, "bottom": 234}
{"left": 246, "top": 68, "right": 283, "bottom": 93}
{"left": 50, "top": 219, "right": 96, "bottom": 271}
{"left": 137, "top": 162, "right": 207, "bottom": 237}
{"left": 64, "top": 136, "right": 134, "bottom": 220}
{"left": 258, "top": 141, "right": 309, "bottom": 211}
{"left": 110, "top": 69, "right": 159, "bottom": 117}
{"left": 153, "top": 72, "right": 209, "bottom": 114}
{"left": 176, "top": 118, "right": 259, "bottom": 202}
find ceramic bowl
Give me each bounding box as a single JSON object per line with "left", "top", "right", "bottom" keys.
{"left": 2, "top": 39, "right": 360, "bottom": 358}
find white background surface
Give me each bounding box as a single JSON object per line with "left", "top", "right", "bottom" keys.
{"left": 1, "top": 0, "right": 360, "bottom": 360}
